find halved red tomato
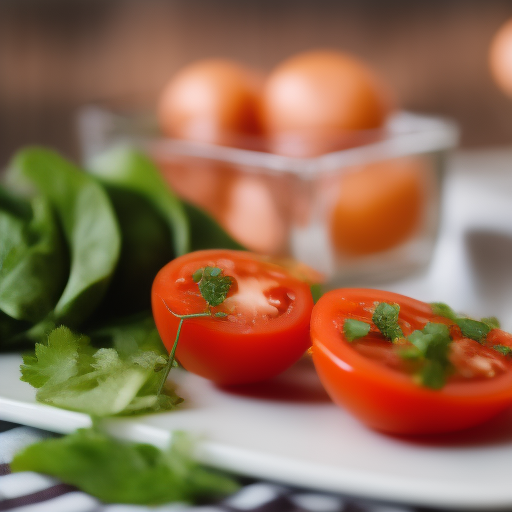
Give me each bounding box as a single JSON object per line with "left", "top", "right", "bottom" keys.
{"left": 151, "top": 250, "right": 314, "bottom": 385}
{"left": 311, "top": 288, "right": 512, "bottom": 435}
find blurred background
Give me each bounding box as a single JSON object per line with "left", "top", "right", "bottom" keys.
{"left": 2, "top": 0, "right": 512, "bottom": 166}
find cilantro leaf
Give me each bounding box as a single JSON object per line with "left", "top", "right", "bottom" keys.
{"left": 455, "top": 318, "right": 491, "bottom": 343}
{"left": 408, "top": 322, "right": 451, "bottom": 359}
{"left": 482, "top": 316, "right": 501, "bottom": 330}
{"left": 493, "top": 344, "right": 512, "bottom": 356}
{"left": 419, "top": 360, "right": 448, "bottom": 390}
{"left": 372, "top": 302, "right": 404, "bottom": 342}
{"left": 21, "top": 325, "right": 182, "bottom": 416}
{"left": 343, "top": 319, "right": 371, "bottom": 342}
{"left": 11, "top": 428, "right": 239, "bottom": 505}
{"left": 21, "top": 326, "right": 93, "bottom": 388}
{"left": 196, "top": 266, "right": 233, "bottom": 308}
{"left": 430, "top": 302, "right": 458, "bottom": 321}
{"left": 398, "top": 346, "right": 423, "bottom": 360}
{"left": 405, "top": 322, "right": 452, "bottom": 389}
{"left": 431, "top": 302, "right": 499, "bottom": 343}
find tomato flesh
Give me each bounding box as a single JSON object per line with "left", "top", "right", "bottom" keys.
{"left": 311, "top": 289, "right": 512, "bottom": 435}
{"left": 151, "top": 250, "right": 314, "bottom": 385}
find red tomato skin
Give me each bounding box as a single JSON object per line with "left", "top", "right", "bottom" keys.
{"left": 151, "top": 250, "right": 314, "bottom": 386}
{"left": 311, "top": 289, "right": 512, "bottom": 435}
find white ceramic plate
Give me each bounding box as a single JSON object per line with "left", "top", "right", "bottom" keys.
{"left": 1, "top": 352, "right": 512, "bottom": 510}
{"left": 1, "top": 159, "right": 512, "bottom": 510}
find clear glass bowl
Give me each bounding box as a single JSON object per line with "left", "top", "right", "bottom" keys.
{"left": 77, "top": 107, "right": 458, "bottom": 285}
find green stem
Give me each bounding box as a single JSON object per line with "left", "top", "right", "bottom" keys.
{"left": 157, "top": 297, "right": 211, "bottom": 396}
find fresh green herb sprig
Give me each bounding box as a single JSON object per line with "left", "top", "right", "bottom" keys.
{"left": 347, "top": 300, "right": 510, "bottom": 391}
{"left": 348, "top": 302, "right": 454, "bottom": 389}
{"left": 20, "top": 321, "right": 182, "bottom": 416}
{"left": 372, "top": 302, "right": 404, "bottom": 342}
{"left": 431, "top": 302, "right": 500, "bottom": 343}
{"left": 343, "top": 319, "right": 371, "bottom": 342}
{"left": 158, "top": 266, "right": 232, "bottom": 394}
{"left": 403, "top": 322, "right": 453, "bottom": 389}
{"left": 493, "top": 345, "right": 512, "bottom": 356}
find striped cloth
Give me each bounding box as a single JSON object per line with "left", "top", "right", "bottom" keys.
{"left": 0, "top": 420, "right": 462, "bottom": 512}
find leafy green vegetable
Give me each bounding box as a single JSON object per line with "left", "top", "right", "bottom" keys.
{"left": 21, "top": 325, "right": 181, "bottom": 416}
{"left": 420, "top": 360, "right": 449, "bottom": 390}
{"left": 0, "top": 311, "right": 30, "bottom": 345}
{"left": 372, "top": 302, "right": 404, "bottom": 342}
{"left": 481, "top": 316, "right": 501, "bottom": 329}
{"left": 11, "top": 428, "right": 239, "bottom": 505}
{"left": 431, "top": 302, "right": 499, "bottom": 343}
{"left": 183, "top": 201, "right": 244, "bottom": 252}
{"left": 343, "top": 319, "right": 371, "bottom": 342}
{"left": 90, "top": 313, "right": 167, "bottom": 357}
{"left": 455, "top": 318, "right": 491, "bottom": 343}
{"left": 1, "top": 145, "right": 245, "bottom": 415}
{"left": 493, "top": 344, "right": 512, "bottom": 356}
{"left": 87, "top": 146, "right": 189, "bottom": 256}
{"left": 0, "top": 196, "right": 66, "bottom": 324}
{"left": 9, "top": 147, "right": 121, "bottom": 328}
{"left": 309, "top": 283, "right": 324, "bottom": 303}
{"left": 94, "top": 187, "right": 174, "bottom": 317}
{"left": 407, "top": 323, "right": 451, "bottom": 357}
{"left": 430, "top": 302, "right": 458, "bottom": 321}
{"left": 0, "top": 184, "right": 31, "bottom": 219}
{"left": 405, "top": 322, "right": 453, "bottom": 389}
{"left": 195, "top": 266, "right": 233, "bottom": 308}
{"left": 85, "top": 147, "right": 241, "bottom": 317}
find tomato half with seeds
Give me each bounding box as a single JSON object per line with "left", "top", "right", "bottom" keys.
{"left": 151, "top": 250, "right": 314, "bottom": 385}
{"left": 311, "top": 289, "right": 512, "bottom": 435}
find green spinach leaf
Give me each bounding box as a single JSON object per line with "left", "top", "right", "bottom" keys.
{"left": 93, "top": 187, "right": 174, "bottom": 317}
{"left": 11, "top": 429, "right": 239, "bottom": 505}
{"left": 183, "top": 200, "right": 244, "bottom": 251}
{"left": 9, "top": 147, "right": 121, "bottom": 328}
{"left": 0, "top": 197, "right": 66, "bottom": 324}
{"left": 87, "top": 146, "right": 189, "bottom": 256}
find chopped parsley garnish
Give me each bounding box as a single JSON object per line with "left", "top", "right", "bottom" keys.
{"left": 493, "top": 344, "right": 512, "bottom": 356}
{"left": 405, "top": 322, "right": 453, "bottom": 390}
{"left": 372, "top": 302, "right": 404, "bottom": 342}
{"left": 431, "top": 302, "right": 458, "bottom": 321}
{"left": 349, "top": 298, "right": 508, "bottom": 391}
{"left": 343, "top": 319, "right": 371, "bottom": 342}
{"left": 430, "top": 303, "right": 500, "bottom": 344}
{"left": 193, "top": 266, "right": 233, "bottom": 308}
{"left": 455, "top": 318, "right": 491, "bottom": 343}
{"left": 420, "top": 360, "right": 449, "bottom": 390}
{"left": 481, "top": 316, "right": 501, "bottom": 329}
{"left": 408, "top": 322, "right": 452, "bottom": 358}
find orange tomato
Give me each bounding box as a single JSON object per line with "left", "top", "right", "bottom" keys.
{"left": 158, "top": 59, "right": 263, "bottom": 145}
{"left": 330, "top": 157, "right": 427, "bottom": 256}
{"left": 261, "top": 50, "right": 394, "bottom": 157}
{"left": 489, "top": 18, "right": 512, "bottom": 97}
{"left": 220, "top": 175, "right": 288, "bottom": 255}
